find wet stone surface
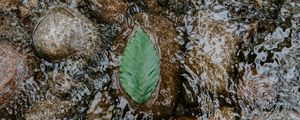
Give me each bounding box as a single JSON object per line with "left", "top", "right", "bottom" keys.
{"left": 0, "top": 43, "right": 40, "bottom": 119}
{"left": 87, "top": 88, "right": 115, "bottom": 120}
{"left": 179, "top": 9, "right": 239, "bottom": 116}
{"left": 33, "top": 6, "right": 100, "bottom": 62}
{"left": 0, "top": 0, "right": 22, "bottom": 11}
{"left": 0, "top": 45, "right": 26, "bottom": 109}
{"left": 157, "top": 0, "right": 193, "bottom": 15}
{"left": 85, "top": 0, "right": 127, "bottom": 24}
{"left": 25, "top": 100, "right": 74, "bottom": 119}
{"left": 0, "top": 0, "right": 300, "bottom": 119}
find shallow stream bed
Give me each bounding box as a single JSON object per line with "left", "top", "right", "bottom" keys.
{"left": 0, "top": 0, "right": 299, "bottom": 119}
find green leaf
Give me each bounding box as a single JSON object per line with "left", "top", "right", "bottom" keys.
{"left": 119, "top": 27, "right": 160, "bottom": 104}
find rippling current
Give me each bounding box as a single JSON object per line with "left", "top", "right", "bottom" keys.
{"left": 0, "top": 0, "right": 299, "bottom": 119}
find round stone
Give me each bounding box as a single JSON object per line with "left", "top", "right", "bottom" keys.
{"left": 33, "top": 6, "right": 99, "bottom": 62}
{"left": 0, "top": 44, "right": 26, "bottom": 109}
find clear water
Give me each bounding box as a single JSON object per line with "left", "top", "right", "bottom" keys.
{"left": 0, "top": 0, "right": 299, "bottom": 119}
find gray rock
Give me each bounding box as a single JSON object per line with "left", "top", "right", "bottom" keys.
{"left": 33, "top": 6, "right": 100, "bottom": 62}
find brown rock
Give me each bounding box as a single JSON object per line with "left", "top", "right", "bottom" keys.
{"left": 0, "top": 0, "right": 21, "bottom": 10}
{"left": 208, "top": 106, "right": 239, "bottom": 120}
{"left": 0, "top": 42, "right": 41, "bottom": 118}
{"left": 86, "top": 0, "right": 127, "bottom": 23}
{"left": 22, "top": 0, "right": 39, "bottom": 9}
{"left": 0, "top": 11, "right": 29, "bottom": 41}
{"left": 45, "top": 70, "right": 93, "bottom": 102}
{"left": 157, "top": 0, "right": 192, "bottom": 15}
{"left": 25, "top": 100, "right": 74, "bottom": 119}
{"left": 60, "top": 0, "right": 82, "bottom": 6}
{"left": 33, "top": 6, "right": 100, "bottom": 62}
{"left": 182, "top": 10, "right": 238, "bottom": 106}
{"left": 146, "top": 0, "right": 161, "bottom": 13}
{"left": 19, "top": 6, "right": 29, "bottom": 20}
{"left": 145, "top": 0, "right": 190, "bottom": 25}
{"left": 171, "top": 116, "right": 198, "bottom": 120}
{"left": 0, "top": 44, "right": 26, "bottom": 109}
{"left": 47, "top": 72, "right": 75, "bottom": 99}
{"left": 0, "top": 8, "right": 39, "bottom": 118}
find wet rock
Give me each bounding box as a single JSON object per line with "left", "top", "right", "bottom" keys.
{"left": 33, "top": 59, "right": 108, "bottom": 119}
{"left": 33, "top": 6, "right": 100, "bottom": 62}
{"left": 0, "top": 42, "right": 41, "bottom": 118}
{"left": 0, "top": 11, "right": 30, "bottom": 42}
{"left": 236, "top": 6, "right": 300, "bottom": 118}
{"left": 47, "top": 72, "right": 77, "bottom": 99}
{"left": 46, "top": 71, "right": 92, "bottom": 102}
{"left": 85, "top": 0, "right": 127, "bottom": 23}
{"left": 0, "top": 0, "right": 21, "bottom": 10}
{"left": 19, "top": 0, "right": 40, "bottom": 25}
{"left": 171, "top": 116, "right": 198, "bottom": 120}
{"left": 207, "top": 106, "right": 238, "bottom": 120}
{"left": 22, "top": 0, "right": 39, "bottom": 9}
{"left": 237, "top": 70, "right": 277, "bottom": 118}
{"left": 0, "top": 11, "right": 40, "bottom": 76}
{"left": 157, "top": 0, "right": 192, "bottom": 15}
{"left": 181, "top": 79, "right": 198, "bottom": 106}
{"left": 87, "top": 89, "right": 115, "bottom": 120}
{"left": 19, "top": 6, "right": 30, "bottom": 20}
{"left": 174, "top": 102, "right": 186, "bottom": 116}
{"left": 0, "top": 9, "right": 40, "bottom": 118}
{"left": 143, "top": 0, "right": 192, "bottom": 26}
{"left": 184, "top": 55, "right": 230, "bottom": 96}
{"left": 227, "top": 0, "right": 285, "bottom": 19}
{"left": 0, "top": 44, "right": 26, "bottom": 109}
{"left": 126, "top": 0, "right": 149, "bottom": 14}
{"left": 25, "top": 100, "right": 74, "bottom": 119}
{"left": 182, "top": 10, "right": 238, "bottom": 106}
{"left": 60, "top": 0, "right": 83, "bottom": 6}
{"left": 279, "top": 0, "right": 300, "bottom": 24}
{"left": 251, "top": 0, "right": 285, "bottom": 19}
{"left": 109, "top": 13, "right": 180, "bottom": 118}
{"left": 145, "top": 0, "right": 161, "bottom": 13}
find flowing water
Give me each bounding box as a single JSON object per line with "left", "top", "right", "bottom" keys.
{"left": 0, "top": 0, "right": 299, "bottom": 119}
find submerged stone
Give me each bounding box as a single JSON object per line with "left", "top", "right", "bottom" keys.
{"left": 50, "top": 72, "right": 92, "bottom": 102}
{"left": 181, "top": 10, "right": 238, "bottom": 109}
{"left": 33, "top": 6, "right": 100, "bottom": 62}
{"left": 0, "top": 11, "right": 40, "bottom": 118}
{"left": 0, "top": 0, "right": 21, "bottom": 10}
{"left": 0, "top": 44, "right": 26, "bottom": 109}
{"left": 87, "top": 0, "right": 127, "bottom": 23}
{"left": 206, "top": 106, "right": 238, "bottom": 120}
{"left": 235, "top": 2, "right": 300, "bottom": 117}
{"left": 157, "top": 0, "right": 192, "bottom": 14}
{"left": 25, "top": 100, "right": 74, "bottom": 119}
{"left": 172, "top": 116, "right": 199, "bottom": 120}
{"left": 87, "top": 89, "right": 115, "bottom": 120}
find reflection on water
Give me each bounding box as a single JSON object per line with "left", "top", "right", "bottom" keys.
{"left": 0, "top": 0, "right": 299, "bottom": 119}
